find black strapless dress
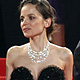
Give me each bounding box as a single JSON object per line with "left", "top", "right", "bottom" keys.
{"left": 10, "top": 66, "right": 64, "bottom": 80}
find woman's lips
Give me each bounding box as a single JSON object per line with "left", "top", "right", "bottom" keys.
{"left": 23, "top": 28, "right": 31, "bottom": 32}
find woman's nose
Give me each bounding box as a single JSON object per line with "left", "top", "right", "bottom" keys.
{"left": 23, "top": 18, "right": 29, "bottom": 24}
{"left": 21, "top": 18, "right": 29, "bottom": 28}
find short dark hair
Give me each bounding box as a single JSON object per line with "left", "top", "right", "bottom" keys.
{"left": 19, "top": 0, "right": 56, "bottom": 36}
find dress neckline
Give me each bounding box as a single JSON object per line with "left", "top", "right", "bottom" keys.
{"left": 11, "top": 65, "right": 64, "bottom": 80}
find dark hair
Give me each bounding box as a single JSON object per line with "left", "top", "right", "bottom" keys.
{"left": 19, "top": 0, "right": 56, "bottom": 36}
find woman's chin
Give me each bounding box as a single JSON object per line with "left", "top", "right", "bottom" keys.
{"left": 23, "top": 34, "right": 31, "bottom": 38}
{"left": 23, "top": 33, "right": 40, "bottom": 38}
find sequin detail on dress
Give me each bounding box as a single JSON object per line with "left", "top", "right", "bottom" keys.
{"left": 10, "top": 66, "right": 33, "bottom": 80}
{"left": 10, "top": 66, "right": 64, "bottom": 80}
{"left": 38, "top": 66, "right": 64, "bottom": 80}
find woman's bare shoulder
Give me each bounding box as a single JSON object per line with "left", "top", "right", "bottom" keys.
{"left": 50, "top": 43, "right": 73, "bottom": 61}
{"left": 61, "top": 47, "right": 73, "bottom": 62}
{"left": 6, "top": 43, "right": 29, "bottom": 59}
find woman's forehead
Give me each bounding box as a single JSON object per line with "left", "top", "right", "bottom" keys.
{"left": 21, "top": 4, "right": 42, "bottom": 17}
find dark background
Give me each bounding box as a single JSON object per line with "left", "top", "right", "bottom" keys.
{"left": 0, "top": 0, "right": 80, "bottom": 58}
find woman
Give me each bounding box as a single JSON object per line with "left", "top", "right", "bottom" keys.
{"left": 6, "top": 0, "right": 73, "bottom": 80}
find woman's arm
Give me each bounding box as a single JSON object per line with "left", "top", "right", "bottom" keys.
{"left": 6, "top": 47, "right": 16, "bottom": 80}
{"left": 6, "top": 62, "right": 14, "bottom": 80}
{"left": 64, "top": 49, "right": 73, "bottom": 80}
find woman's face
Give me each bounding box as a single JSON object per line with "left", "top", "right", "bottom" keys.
{"left": 20, "top": 4, "right": 47, "bottom": 38}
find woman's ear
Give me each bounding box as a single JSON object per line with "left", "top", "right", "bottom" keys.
{"left": 44, "top": 18, "right": 51, "bottom": 28}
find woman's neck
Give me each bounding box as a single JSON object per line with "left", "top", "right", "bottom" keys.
{"left": 30, "top": 32, "right": 48, "bottom": 52}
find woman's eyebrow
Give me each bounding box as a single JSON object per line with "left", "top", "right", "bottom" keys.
{"left": 27, "top": 13, "right": 36, "bottom": 16}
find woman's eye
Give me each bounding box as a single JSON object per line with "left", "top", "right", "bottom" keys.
{"left": 20, "top": 16, "right": 24, "bottom": 22}
{"left": 20, "top": 18, "right": 24, "bottom": 22}
{"left": 29, "top": 16, "right": 35, "bottom": 20}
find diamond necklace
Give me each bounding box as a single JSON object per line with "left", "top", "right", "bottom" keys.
{"left": 28, "top": 42, "right": 50, "bottom": 63}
